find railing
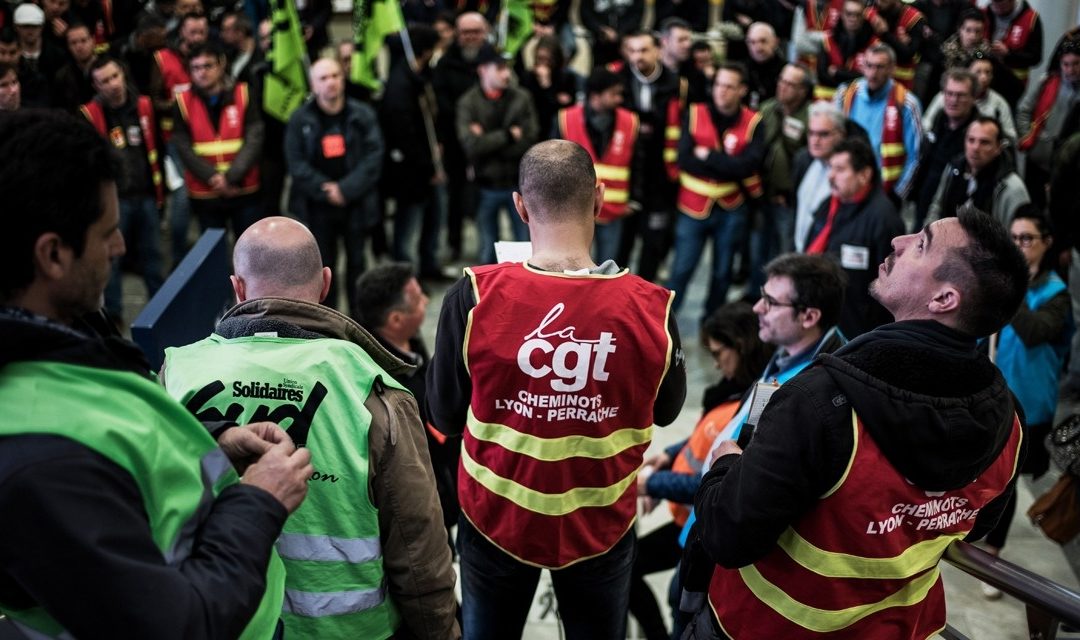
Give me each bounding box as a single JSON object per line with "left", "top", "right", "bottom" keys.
{"left": 940, "top": 541, "right": 1080, "bottom": 640}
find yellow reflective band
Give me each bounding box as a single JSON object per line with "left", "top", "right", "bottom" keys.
{"left": 193, "top": 139, "right": 243, "bottom": 156}
{"left": 152, "top": 173, "right": 163, "bottom": 184}
{"left": 679, "top": 172, "right": 739, "bottom": 198}
{"left": 604, "top": 188, "right": 629, "bottom": 203}
{"left": 148, "top": 150, "right": 158, "bottom": 163}
{"left": 461, "top": 446, "right": 637, "bottom": 515}
{"left": 814, "top": 86, "right": 837, "bottom": 101}
{"left": 881, "top": 165, "right": 903, "bottom": 180}
{"left": 893, "top": 67, "right": 915, "bottom": 79}
{"left": 739, "top": 564, "right": 940, "bottom": 633}
{"left": 215, "top": 162, "right": 232, "bottom": 173}
{"left": 466, "top": 411, "right": 652, "bottom": 461}
{"left": 663, "top": 149, "right": 678, "bottom": 162}
{"left": 777, "top": 528, "right": 964, "bottom": 579}
{"left": 665, "top": 126, "right": 680, "bottom": 140}
{"left": 595, "top": 164, "right": 630, "bottom": 181}
{"left": 822, "top": 412, "right": 859, "bottom": 498}
{"left": 1012, "top": 68, "right": 1029, "bottom": 81}
{"left": 880, "top": 143, "right": 905, "bottom": 156}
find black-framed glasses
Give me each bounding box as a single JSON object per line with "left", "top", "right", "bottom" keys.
{"left": 1011, "top": 233, "right": 1044, "bottom": 247}
{"left": 759, "top": 287, "right": 804, "bottom": 312}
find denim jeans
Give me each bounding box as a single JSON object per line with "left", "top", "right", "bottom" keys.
{"left": 748, "top": 202, "right": 794, "bottom": 296}
{"left": 104, "top": 196, "right": 165, "bottom": 317}
{"left": 593, "top": 219, "right": 624, "bottom": 264}
{"left": 393, "top": 195, "right": 441, "bottom": 275}
{"left": 458, "top": 516, "right": 636, "bottom": 640}
{"left": 166, "top": 143, "right": 192, "bottom": 267}
{"left": 666, "top": 204, "right": 749, "bottom": 317}
{"left": 476, "top": 188, "right": 528, "bottom": 264}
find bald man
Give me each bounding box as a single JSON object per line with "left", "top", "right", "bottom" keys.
{"left": 743, "top": 22, "right": 785, "bottom": 109}
{"left": 427, "top": 140, "right": 687, "bottom": 640}
{"left": 285, "top": 57, "right": 383, "bottom": 312}
{"left": 163, "top": 217, "right": 460, "bottom": 640}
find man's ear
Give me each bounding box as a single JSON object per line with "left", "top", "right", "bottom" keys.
{"left": 33, "top": 233, "right": 70, "bottom": 282}
{"left": 318, "top": 267, "right": 332, "bottom": 303}
{"left": 593, "top": 182, "right": 605, "bottom": 219}
{"left": 513, "top": 191, "right": 529, "bottom": 224}
{"left": 230, "top": 275, "right": 247, "bottom": 303}
{"left": 800, "top": 306, "right": 822, "bottom": 330}
{"left": 928, "top": 285, "right": 961, "bottom": 315}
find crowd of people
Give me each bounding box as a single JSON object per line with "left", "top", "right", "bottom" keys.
{"left": 1, "top": 0, "right": 1080, "bottom": 639}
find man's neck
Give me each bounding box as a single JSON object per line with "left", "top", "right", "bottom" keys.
{"left": 318, "top": 96, "right": 344, "bottom": 115}
{"left": 104, "top": 93, "right": 127, "bottom": 110}
{"left": 783, "top": 329, "right": 824, "bottom": 361}
{"left": 661, "top": 51, "right": 679, "bottom": 73}
{"left": 947, "top": 113, "right": 969, "bottom": 130}
{"left": 77, "top": 56, "right": 95, "bottom": 72}
{"left": 528, "top": 224, "right": 597, "bottom": 272}
{"left": 377, "top": 327, "right": 413, "bottom": 355}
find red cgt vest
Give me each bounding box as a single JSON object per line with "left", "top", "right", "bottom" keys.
{"left": 1019, "top": 74, "right": 1061, "bottom": 152}
{"left": 841, "top": 80, "right": 907, "bottom": 194}
{"left": 677, "top": 104, "right": 764, "bottom": 219}
{"left": 984, "top": 4, "right": 1039, "bottom": 85}
{"left": 864, "top": 5, "right": 923, "bottom": 88}
{"left": 557, "top": 105, "right": 639, "bottom": 223}
{"left": 459, "top": 263, "right": 674, "bottom": 569}
{"left": 154, "top": 47, "right": 190, "bottom": 140}
{"left": 175, "top": 82, "right": 260, "bottom": 199}
{"left": 80, "top": 95, "right": 165, "bottom": 207}
{"left": 805, "top": 0, "right": 844, "bottom": 31}
{"left": 709, "top": 412, "right": 1022, "bottom": 639}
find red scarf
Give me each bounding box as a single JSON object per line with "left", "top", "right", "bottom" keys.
{"left": 806, "top": 183, "right": 873, "bottom": 254}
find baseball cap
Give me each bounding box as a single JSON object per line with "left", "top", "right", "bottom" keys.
{"left": 14, "top": 4, "right": 46, "bottom": 26}
{"left": 475, "top": 44, "right": 510, "bottom": 67}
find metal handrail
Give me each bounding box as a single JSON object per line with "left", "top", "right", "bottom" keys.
{"left": 942, "top": 541, "right": 1080, "bottom": 639}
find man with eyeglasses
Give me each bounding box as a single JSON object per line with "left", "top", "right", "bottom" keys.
{"left": 792, "top": 102, "right": 852, "bottom": 252}
{"left": 911, "top": 68, "right": 980, "bottom": 230}
{"left": 928, "top": 115, "right": 1029, "bottom": 227}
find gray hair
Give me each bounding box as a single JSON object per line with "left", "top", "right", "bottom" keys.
{"left": 809, "top": 101, "right": 846, "bottom": 132}
{"left": 868, "top": 42, "right": 896, "bottom": 65}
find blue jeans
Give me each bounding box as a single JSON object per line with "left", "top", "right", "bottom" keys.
{"left": 393, "top": 195, "right": 441, "bottom": 275}
{"left": 593, "top": 219, "right": 623, "bottom": 264}
{"left": 749, "top": 202, "right": 794, "bottom": 296}
{"left": 666, "top": 204, "right": 749, "bottom": 317}
{"left": 105, "top": 196, "right": 164, "bottom": 317}
{"left": 166, "top": 143, "right": 192, "bottom": 267}
{"left": 458, "top": 516, "right": 636, "bottom": 640}
{"left": 476, "top": 188, "right": 528, "bottom": 264}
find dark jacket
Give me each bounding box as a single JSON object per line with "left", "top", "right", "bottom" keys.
{"left": 806, "top": 188, "right": 905, "bottom": 338}
{"left": 618, "top": 63, "right": 682, "bottom": 208}
{"left": 913, "top": 108, "right": 977, "bottom": 224}
{"left": 817, "top": 21, "right": 879, "bottom": 90}
{"left": 431, "top": 44, "right": 478, "bottom": 164}
{"left": 284, "top": 97, "right": 384, "bottom": 223}
{"left": 693, "top": 320, "right": 1024, "bottom": 570}
{"left": 455, "top": 84, "right": 539, "bottom": 189}
{"left": 380, "top": 59, "right": 437, "bottom": 203}
{"left": 0, "top": 309, "right": 286, "bottom": 639}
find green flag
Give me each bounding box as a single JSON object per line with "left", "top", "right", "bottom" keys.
{"left": 263, "top": 0, "right": 308, "bottom": 122}
{"left": 499, "top": 0, "right": 533, "bottom": 58}
{"left": 351, "top": 0, "right": 404, "bottom": 91}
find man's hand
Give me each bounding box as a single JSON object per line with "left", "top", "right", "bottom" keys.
{"left": 509, "top": 125, "right": 523, "bottom": 141}
{"left": 714, "top": 440, "right": 743, "bottom": 458}
{"left": 869, "top": 13, "right": 887, "bottom": 35}
{"left": 600, "top": 26, "right": 618, "bottom": 42}
{"left": 644, "top": 451, "right": 672, "bottom": 470}
{"left": 241, "top": 440, "right": 313, "bottom": 513}
{"left": 431, "top": 168, "right": 447, "bottom": 186}
{"left": 322, "top": 181, "right": 345, "bottom": 206}
{"left": 694, "top": 145, "right": 711, "bottom": 161}
{"left": 218, "top": 423, "right": 293, "bottom": 474}
{"left": 991, "top": 40, "right": 1010, "bottom": 59}
{"left": 51, "top": 17, "right": 68, "bottom": 37}
{"left": 208, "top": 173, "right": 228, "bottom": 194}
{"left": 469, "top": 122, "right": 484, "bottom": 136}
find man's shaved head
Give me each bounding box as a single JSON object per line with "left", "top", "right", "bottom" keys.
{"left": 518, "top": 140, "right": 597, "bottom": 222}
{"left": 232, "top": 217, "right": 327, "bottom": 303}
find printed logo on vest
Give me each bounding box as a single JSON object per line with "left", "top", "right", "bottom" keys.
{"left": 184, "top": 379, "right": 327, "bottom": 438}
{"left": 517, "top": 303, "right": 616, "bottom": 393}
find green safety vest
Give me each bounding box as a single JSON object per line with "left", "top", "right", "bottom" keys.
{"left": 164, "top": 334, "right": 402, "bottom": 640}
{"left": 0, "top": 360, "right": 285, "bottom": 639}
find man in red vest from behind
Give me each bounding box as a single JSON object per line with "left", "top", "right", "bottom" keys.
{"left": 681, "top": 206, "right": 1029, "bottom": 639}
{"left": 426, "top": 139, "right": 687, "bottom": 640}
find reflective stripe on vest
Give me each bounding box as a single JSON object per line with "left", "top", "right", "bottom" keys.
{"left": 175, "top": 82, "right": 260, "bottom": 198}
{"left": 677, "top": 104, "right": 763, "bottom": 218}
{"left": 557, "top": 104, "right": 638, "bottom": 222}
{"left": 0, "top": 361, "right": 284, "bottom": 640}
{"left": 459, "top": 263, "right": 674, "bottom": 568}
{"left": 164, "top": 332, "right": 403, "bottom": 638}
{"left": 709, "top": 409, "right": 1022, "bottom": 639}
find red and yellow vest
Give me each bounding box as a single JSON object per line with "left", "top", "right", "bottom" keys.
{"left": 841, "top": 80, "right": 907, "bottom": 194}
{"left": 154, "top": 47, "right": 190, "bottom": 139}
{"left": 805, "top": 0, "right": 843, "bottom": 31}
{"left": 677, "top": 104, "right": 764, "bottom": 218}
{"left": 984, "top": 4, "right": 1039, "bottom": 85}
{"left": 530, "top": 0, "right": 558, "bottom": 23}
{"left": 663, "top": 77, "right": 689, "bottom": 182}
{"left": 557, "top": 104, "right": 638, "bottom": 223}
{"left": 668, "top": 400, "right": 740, "bottom": 527}
{"left": 709, "top": 411, "right": 1022, "bottom": 639}
{"left": 175, "top": 82, "right": 260, "bottom": 199}
{"left": 80, "top": 95, "right": 165, "bottom": 207}
{"left": 814, "top": 32, "right": 880, "bottom": 101}
{"left": 1019, "top": 73, "right": 1060, "bottom": 152}
{"left": 864, "top": 5, "right": 923, "bottom": 88}
{"left": 92, "top": 0, "right": 114, "bottom": 53}
{"left": 459, "top": 262, "right": 674, "bottom": 569}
